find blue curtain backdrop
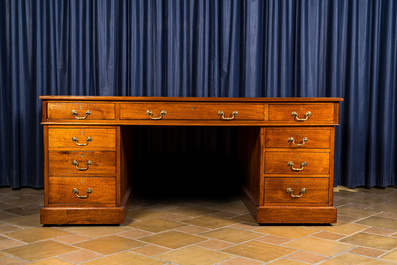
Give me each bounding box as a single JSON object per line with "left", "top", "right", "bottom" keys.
{"left": 0, "top": 0, "right": 396, "bottom": 188}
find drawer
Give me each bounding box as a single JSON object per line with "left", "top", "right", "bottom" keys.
{"left": 264, "top": 151, "right": 330, "bottom": 174}
{"left": 265, "top": 128, "right": 331, "bottom": 149}
{"left": 264, "top": 177, "right": 329, "bottom": 205}
{"left": 119, "top": 103, "right": 264, "bottom": 120}
{"left": 48, "top": 177, "right": 116, "bottom": 205}
{"left": 268, "top": 104, "right": 335, "bottom": 122}
{"left": 47, "top": 103, "right": 115, "bottom": 120}
{"left": 48, "top": 151, "right": 116, "bottom": 174}
{"left": 48, "top": 127, "right": 116, "bottom": 149}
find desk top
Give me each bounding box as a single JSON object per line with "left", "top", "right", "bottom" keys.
{"left": 40, "top": 96, "right": 342, "bottom": 126}
{"left": 40, "top": 96, "right": 343, "bottom": 102}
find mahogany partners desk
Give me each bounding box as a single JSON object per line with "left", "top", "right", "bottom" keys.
{"left": 39, "top": 96, "right": 342, "bottom": 225}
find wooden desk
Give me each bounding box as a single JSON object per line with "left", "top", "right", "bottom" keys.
{"left": 39, "top": 96, "right": 342, "bottom": 224}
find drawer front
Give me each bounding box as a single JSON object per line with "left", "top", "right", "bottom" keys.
{"left": 119, "top": 103, "right": 264, "bottom": 120}
{"left": 48, "top": 177, "right": 116, "bottom": 205}
{"left": 264, "top": 177, "right": 329, "bottom": 205}
{"left": 265, "top": 128, "right": 331, "bottom": 149}
{"left": 264, "top": 152, "right": 330, "bottom": 174}
{"left": 48, "top": 151, "right": 116, "bottom": 174}
{"left": 268, "top": 104, "right": 335, "bottom": 122}
{"left": 47, "top": 103, "right": 115, "bottom": 120}
{"left": 48, "top": 127, "right": 116, "bottom": 149}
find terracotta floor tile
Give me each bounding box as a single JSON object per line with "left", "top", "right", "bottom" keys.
{"left": 117, "top": 229, "right": 153, "bottom": 239}
{"left": 182, "top": 215, "right": 238, "bottom": 229}
{"left": 0, "top": 238, "right": 26, "bottom": 250}
{"left": 267, "top": 259, "right": 308, "bottom": 265}
{"left": 219, "top": 257, "right": 264, "bottom": 265}
{"left": 312, "top": 231, "right": 346, "bottom": 240}
{"left": 335, "top": 214, "right": 361, "bottom": 222}
{"left": 166, "top": 206, "right": 219, "bottom": 217}
{"left": 63, "top": 226, "right": 131, "bottom": 238}
{"left": 160, "top": 213, "right": 193, "bottom": 222}
{"left": 127, "top": 209, "right": 168, "bottom": 220}
{"left": 132, "top": 244, "right": 171, "bottom": 256}
{"left": 375, "top": 212, "right": 397, "bottom": 220}
{"left": 392, "top": 232, "right": 397, "bottom": 238}
{"left": 357, "top": 216, "right": 397, "bottom": 230}
{"left": 363, "top": 226, "right": 397, "bottom": 236}
{"left": 30, "top": 258, "right": 74, "bottom": 264}
{"left": 0, "top": 224, "right": 22, "bottom": 234}
{"left": 4, "top": 206, "right": 43, "bottom": 217}
{"left": 348, "top": 246, "right": 386, "bottom": 258}
{"left": 74, "top": 235, "right": 145, "bottom": 255}
{"left": 223, "top": 240, "right": 295, "bottom": 262}
{"left": 176, "top": 225, "right": 211, "bottom": 234}
{"left": 320, "top": 253, "right": 395, "bottom": 265}
{"left": 128, "top": 218, "right": 186, "bottom": 233}
{"left": 2, "top": 240, "right": 78, "bottom": 262}
{"left": 59, "top": 250, "right": 103, "bottom": 263}
{"left": 341, "top": 232, "right": 397, "bottom": 251}
{"left": 54, "top": 234, "right": 92, "bottom": 244}
{"left": 255, "top": 235, "right": 292, "bottom": 245}
{"left": 381, "top": 249, "right": 397, "bottom": 263}
{"left": 140, "top": 230, "right": 206, "bottom": 249}
{"left": 309, "top": 221, "right": 369, "bottom": 235}
{"left": 0, "top": 251, "right": 7, "bottom": 258}
{"left": 0, "top": 211, "right": 20, "bottom": 220}
{"left": 230, "top": 222, "right": 261, "bottom": 230}
{"left": 196, "top": 239, "right": 234, "bottom": 250}
{"left": 2, "top": 214, "right": 41, "bottom": 228}
{"left": 283, "top": 236, "right": 354, "bottom": 256}
{"left": 214, "top": 202, "right": 250, "bottom": 215}
{"left": 210, "top": 211, "right": 241, "bottom": 219}
{"left": 200, "top": 227, "right": 262, "bottom": 243}
{"left": 0, "top": 255, "right": 28, "bottom": 264}
{"left": 231, "top": 213, "right": 258, "bottom": 223}
{"left": 82, "top": 251, "right": 165, "bottom": 265}
{"left": 155, "top": 245, "right": 233, "bottom": 265}
{"left": 4, "top": 227, "right": 71, "bottom": 243}
{"left": 287, "top": 251, "right": 328, "bottom": 264}
{"left": 336, "top": 206, "right": 380, "bottom": 218}
{"left": 255, "top": 226, "right": 318, "bottom": 239}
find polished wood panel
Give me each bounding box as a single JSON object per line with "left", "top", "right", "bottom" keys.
{"left": 119, "top": 103, "right": 264, "bottom": 120}
{"left": 264, "top": 177, "right": 329, "bottom": 205}
{"left": 268, "top": 103, "right": 335, "bottom": 122}
{"left": 47, "top": 103, "right": 115, "bottom": 120}
{"left": 257, "top": 206, "right": 337, "bottom": 224}
{"left": 264, "top": 152, "right": 330, "bottom": 174}
{"left": 48, "top": 177, "right": 116, "bottom": 205}
{"left": 265, "top": 128, "right": 331, "bottom": 149}
{"left": 40, "top": 207, "right": 125, "bottom": 224}
{"left": 48, "top": 127, "right": 116, "bottom": 149}
{"left": 48, "top": 151, "right": 116, "bottom": 174}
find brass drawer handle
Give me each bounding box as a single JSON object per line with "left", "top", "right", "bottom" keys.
{"left": 72, "top": 136, "right": 92, "bottom": 146}
{"left": 72, "top": 160, "right": 92, "bottom": 171}
{"left": 72, "top": 188, "right": 93, "bottom": 199}
{"left": 288, "top": 161, "right": 307, "bottom": 171}
{"left": 291, "top": 111, "right": 311, "bottom": 121}
{"left": 218, "top": 111, "right": 238, "bottom": 120}
{"left": 286, "top": 187, "right": 306, "bottom": 198}
{"left": 147, "top": 110, "right": 167, "bottom": 120}
{"left": 288, "top": 137, "right": 308, "bottom": 147}
{"left": 71, "top": 110, "right": 92, "bottom": 120}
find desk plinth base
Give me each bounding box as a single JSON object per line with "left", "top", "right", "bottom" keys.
{"left": 241, "top": 189, "right": 337, "bottom": 224}
{"left": 40, "top": 207, "right": 126, "bottom": 225}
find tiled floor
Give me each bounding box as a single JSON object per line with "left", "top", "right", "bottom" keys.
{"left": 0, "top": 186, "right": 397, "bottom": 264}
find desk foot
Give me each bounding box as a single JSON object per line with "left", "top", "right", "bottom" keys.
{"left": 241, "top": 189, "right": 337, "bottom": 224}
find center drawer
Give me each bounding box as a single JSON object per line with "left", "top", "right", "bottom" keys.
{"left": 119, "top": 103, "right": 264, "bottom": 120}
{"left": 264, "top": 151, "right": 330, "bottom": 174}
{"left": 264, "top": 177, "right": 329, "bottom": 205}
{"left": 48, "top": 151, "right": 116, "bottom": 174}
{"left": 48, "top": 177, "right": 116, "bottom": 205}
